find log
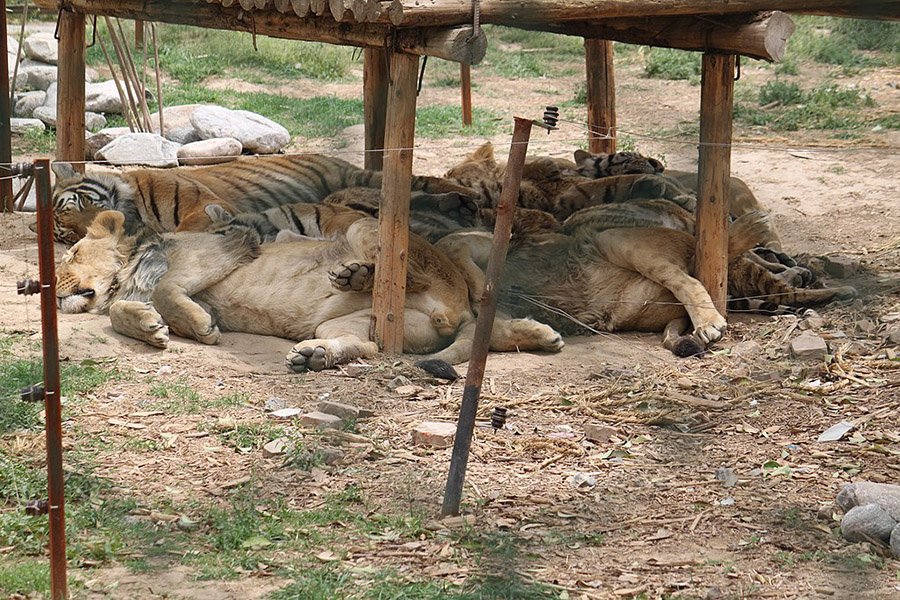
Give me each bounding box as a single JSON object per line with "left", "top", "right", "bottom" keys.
{"left": 56, "top": 8, "right": 86, "bottom": 172}
{"left": 553, "top": 11, "right": 796, "bottom": 62}
{"left": 290, "top": 0, "right": 311, "bottom": 17}
{"left": 363, "top": 47, "right": 388, "bottom": 170}
{"left": 584, "top": 38, "right": 615, "bottom": 154}
{"left": 328, "top": 0, "right": 352, "bottom": 21}
{"left": 355, "top": 0, "right": 900, "bottom": 27}
{"left": 695, "top": 53, "right": 735, "bottom": 314}
{"left": 372, "top": 51, "right": 418, "bottom": 353}
{"left": 34, "top": 0, "right": 488, "bottom": 64}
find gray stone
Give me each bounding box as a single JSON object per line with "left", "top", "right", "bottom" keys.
{"left": 7, "top": 36, "right": 19, "bottom": 61}
{"left": 263, "top": 437, "right": 289, "bottom": 458}
{"left": 412, "top": 421, "right": 456, "bottom": 448}
{"left": 856, "top": 319, "right": 877, "bottom": 335}
{"left": 891, "top": 523, "right": 900, "bottom": 558}
{"left": 823, "top": 255, "right": 860, "bottom": 279}
{"left": 300, "top": 411, "right": 343, "bottom": 430}
{"left": 14, "top": 90, "right": 45, "bottom": 117}
{"left": 190, "top": 105, "right": 290, "bottom": 154}
{"left": 85, "top": 127, "right": 132, "bottom": 160}
{"left": 95, "top": 133, "right": 180, "bottom": 168}
{"left": 23, "top": 32, "right": 58, "bottom": 65}
{"left": 584, "top": 423, "right": 616, "bottom": 444}
{"left": 10, "top": 118, "right": 45, "bottom": 134}
{"left": 177, "top": 137, "right": 242, "bottom": 166}
{"left": 32, "top": 105, "right": 57, "bottom": 127}
{"left": 85, "top": 80, "right": 126, "bottom": 114}
{"left": 150, "top": 104, "right": 206, "bottom": 144}
{"left": 730, "top": 340, "right": 762, "bottom": 358}
{"left": 886, "top": 326, "right": 900, "bottom": 345}
{"left": 316, "top": 400, "right": 373, "bottom": 422}
{"left": 837, "top": 481, "right": 900, "bottom": 521}
{"left": 841, "top": 504, "right": 897, "bottom": 543}
{"left": 22, "top": 64, "right": 57, "bottom": 91}
{"left": 84, "top": 111, "right": 107, "bottom": 132}
{"left": 790, "top": 333, "right": 828, "bottom": 360}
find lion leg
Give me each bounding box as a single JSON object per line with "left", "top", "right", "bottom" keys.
{"left": 108, "top": 300, "right": 170, "bottom": 348}
{"left": 425, "top": 317, "right": 564, "bottom": 365}
{"left": 151, "top": 283, "right": 221, "bottom": 344}
{"left": 598, "top": 229, "right": 727, "bottom": 345}
{"left": 435, "top": 231, "right": 492, "bottom": 306}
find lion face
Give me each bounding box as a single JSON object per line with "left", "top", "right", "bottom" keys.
{"left": 56, "top": 211, "right": 128, "bottom": 314}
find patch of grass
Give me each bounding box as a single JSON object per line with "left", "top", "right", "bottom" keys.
{"left": 14, "top": 128, "right": 56, "bottom": 154}
{"left": 0, "top": 560, "right": 50, "bottom": 598}
{"left": 219, "top": 422, "right": 284, "bottom": 452}
{"left": 734, "top": 82, "right": 881, "bottom": 132}
{"left": 87, "top": 23, "right": 355, "bottom": 81}
{"left": 270, "top": 568, "right": 350, "bottom": 600}
{"left": 833, "top": 19, "right": 900, "bottom": 53}
{"left": 416, "top": 105, "right": 503, "bottom": 139}
{"left": 149, "top": 378, "right": 248, "bottom": 414}
{"left": 758, "top": 80, "right": 804, "bottom": 107}
{"left": 787, "top": 16, "right": 898, "bottom": 70}
{"left": 490, "top": 26, "right": 585, "bottom": 59}
{"left": 643, "top": 48, "right": 700, "bottom": 83}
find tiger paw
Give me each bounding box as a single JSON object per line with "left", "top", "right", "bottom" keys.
{"left": 437, "top": 192, "right": 480, "bottom": 225}
{"left": 329, "top": 261, "right": 375, "bottom": 292}
{"left": 286, "top": 342, "right": 332, "bottom": 373}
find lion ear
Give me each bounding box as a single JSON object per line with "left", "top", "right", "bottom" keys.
{"left": 51, "top": 162, "right": 81, "bottom": 183}
{"left": 573, "top": 149, "right": 592, "bottom": 164}
{"left": 204, "top": 204, "right": 234, "bottom": 224}
{"left": 470, "top": 142, "right": 494, "bottom": 162}
{"left": 649, "top": 157, "right": 665, "bottom": 173}
{"left": 86, "top": 210, "right": 125, "bottom": 239}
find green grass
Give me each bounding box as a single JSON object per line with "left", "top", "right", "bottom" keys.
{"left": 734, "top": 82, "right": 883, "bottom": 133}
{"left": 787, "top": 16, "right": 899, "bottom": 69}
{"left": 218, "top": 422, "right": 285, "bottom": 452}
{"left": 643, "top": 48, "right": 701, "bottom": 83}
{"left": 416, "top": 105, "right": 503, "bottom": 138}
{"left": 14, "top": 128, "right": 56, "bottom": 154}
{"left": 148, "top": 378, "right": 249, "bottom": 414}
{"left": 0, "top": 560, "right": 50, "bottom": 598}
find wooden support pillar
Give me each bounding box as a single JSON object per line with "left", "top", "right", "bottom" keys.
{"left": 135, "top": 19, "right": 144, "bottom": 47}
{"left": 584, "top": 38, "right": 616, "bottom": 154}
{"left": 57, "top": 8, "right": 86, "bottom": 172}
{"left": 460, "top": 63, "right": 472, "bottom": 126}
{"left": 363, "top": 47, "right": 389, "bottom": 170}
{"left": 0, "top": 0, "right": 14, "bottom": 211}
{"left": 695, "top": 53, "right": 735, "bottom": 314}
{"left": 372, "top": 51, "right": 418, "bottom": 353}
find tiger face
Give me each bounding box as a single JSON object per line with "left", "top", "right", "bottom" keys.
{"left": 573, "top": 150, "right": 665, "bottom": 179}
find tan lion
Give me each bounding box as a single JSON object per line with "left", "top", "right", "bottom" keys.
{"left": 55, "top": 211, "right": 563, "bottom": 373}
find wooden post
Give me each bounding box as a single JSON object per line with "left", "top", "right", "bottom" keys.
{"left": 135, "top": 19, "right": 144, "bottom": 46}
{"left": 0, "top": 0, "right": 14, "bottom": 211}
{"left": 695, "top": 53, "right": 735, "bottom": 314}
{"left": 363, "top": 48, "right": 389, "bottom": 170}
{"left": 372, "top": 51, "right": 418, "bottom": 354}
{"left": 584, "top": 38, "right": 615, "bottom": 154}
{"left": 34, "top": 159, "right": 68, "bottom": 600}
{"left": 441, "top": 117, "right": 532, "bottom": 518}
{"left": 56, "top": 8, "right": 86, "bottom": 171}
{"left": 460, "top": 63, "right": 472, "bottom": 126}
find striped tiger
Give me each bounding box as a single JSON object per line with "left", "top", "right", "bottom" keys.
{"left": 50, "top": 155, "right": 479, "bottom": 244}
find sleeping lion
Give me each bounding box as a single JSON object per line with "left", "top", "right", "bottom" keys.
{"left": 55, "top": 210, "right": 564, "bottom": 372}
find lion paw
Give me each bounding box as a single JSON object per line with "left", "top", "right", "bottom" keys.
{"left": 329, "top": 261, "right": 374, "bottom": 292}
{"left": 195, "top": 325, "right": 221, "bottom": 345}
{"left": 138, "top": 303, "right": 169, "bottom": 348}
{"left": 693, "top": 316, "right": 727, "bottom": 346}
{"left": 286, "top": 343, "right": 332, "bottom": 373}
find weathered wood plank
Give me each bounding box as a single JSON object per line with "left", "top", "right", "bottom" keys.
{"left": 363, "top": 47, "right": 388, "bottom": 170}
{"left": 56, "top": 8, "right": 86, "bottom": 171}
{"left": 584, "top": 38, "right": 615, "bottom": 154}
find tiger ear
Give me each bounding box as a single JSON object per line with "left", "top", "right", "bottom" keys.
{"left": 470, "top": 142, "right": 494, "bottom": 162}
{"left": 51, "top": 162, "right": 81, "bottom": 183}
{"left": 204, "top": 203, "right": 234, "bottom": 224}
{"left": 573, "top": 149, "right": 595, "bottom": 165}
{"left": 85, "top": 210, "right": 125, "bottom": 239}
{"left": 649, "top": 157, "right": 665, "bottom": 173}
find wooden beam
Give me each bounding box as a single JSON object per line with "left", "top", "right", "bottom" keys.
{"left": 695, "top": 53, "right": 734, "bottom": 315}
{"left": 56, "top": 8, "right": 86, "bottom": 172}
{"left": 333, "top": 0, "right": 900, "bottom": 27}
{"left": 32, "top": 0, "right": 488, "bottom": 64}
{"left": 363, "top": 47, "right": 389, "bottom": 170}
{"left": 584, "top": 39, "right": 615, "bottom": 154}
{"left": 460, "top": 63, "right": 472, "bottom": 127}
{"left": 0, "top": 0, "right": 13, "bottom": 211}
{"left": 372, "top": 52, "right": 418, "bottom": 354}
{"left": 539, "top": 11, "right": 795, "bottom": 62}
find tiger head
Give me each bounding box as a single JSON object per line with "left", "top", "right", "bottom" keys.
{"left": 573, "top": 150, "right": 665, "bottom": 178}
{"left": 50, "top": 162, "right": 130, "bottom": 244}
{"left": 56, "top": 211, "right": 130, "bottom": 314}
{"left": 443, "top": 142, "right": 503, "bottom": 205}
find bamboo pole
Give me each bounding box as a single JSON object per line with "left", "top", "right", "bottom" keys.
{"left": 56, "top": 7, "right": 86, "bottom": 171}
{"left": 113, "top": 18, "right": 153, "bottom": 130}
{"left": 441, "top": 116, "right": 532, "bottom": 518}
{"left": 34, "top": 158, "right": 68, "bottom": 600}
{"left": 695, "top": 53, "right": 735, "bottom": 314}
{"left": 97, "top": 32, "right": 139, "bottom": 132}
{"left": 584, "top": 38, "right": 615, "bottom": 154}
{"left": 372, "top": 51, "right": 418, "bottom": 353}
{"left": 363, "top": 47, "right": 388, "bottom": 170}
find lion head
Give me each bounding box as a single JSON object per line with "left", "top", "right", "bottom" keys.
{"left": 56, "top": 211, "right": 129, "bottom": 314}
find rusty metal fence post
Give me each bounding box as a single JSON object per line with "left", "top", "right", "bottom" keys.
{"left": 441, "top": 117, "right": 533, "bottom": 517}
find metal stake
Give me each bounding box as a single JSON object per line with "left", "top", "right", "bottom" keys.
{"left": 441, "top": 117, "right": 533, "bottom": 517}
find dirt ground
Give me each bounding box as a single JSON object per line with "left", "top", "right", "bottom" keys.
{"left": 1, "top": 44, "right": 899, "bottom": 600}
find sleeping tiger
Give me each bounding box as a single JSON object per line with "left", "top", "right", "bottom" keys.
{"left": 50, "top": 155, "right": 479, "bottom": 244}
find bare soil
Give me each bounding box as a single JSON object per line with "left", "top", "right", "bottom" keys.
{"left": 1, "top": 49, "right": 899, "bottom": 600}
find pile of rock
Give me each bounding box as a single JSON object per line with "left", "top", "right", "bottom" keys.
{"left": 87, "top": 104, "right": 291, "bottom": 167}
{"left": 9, "top": 32, "right": 292, "bottom": 167}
